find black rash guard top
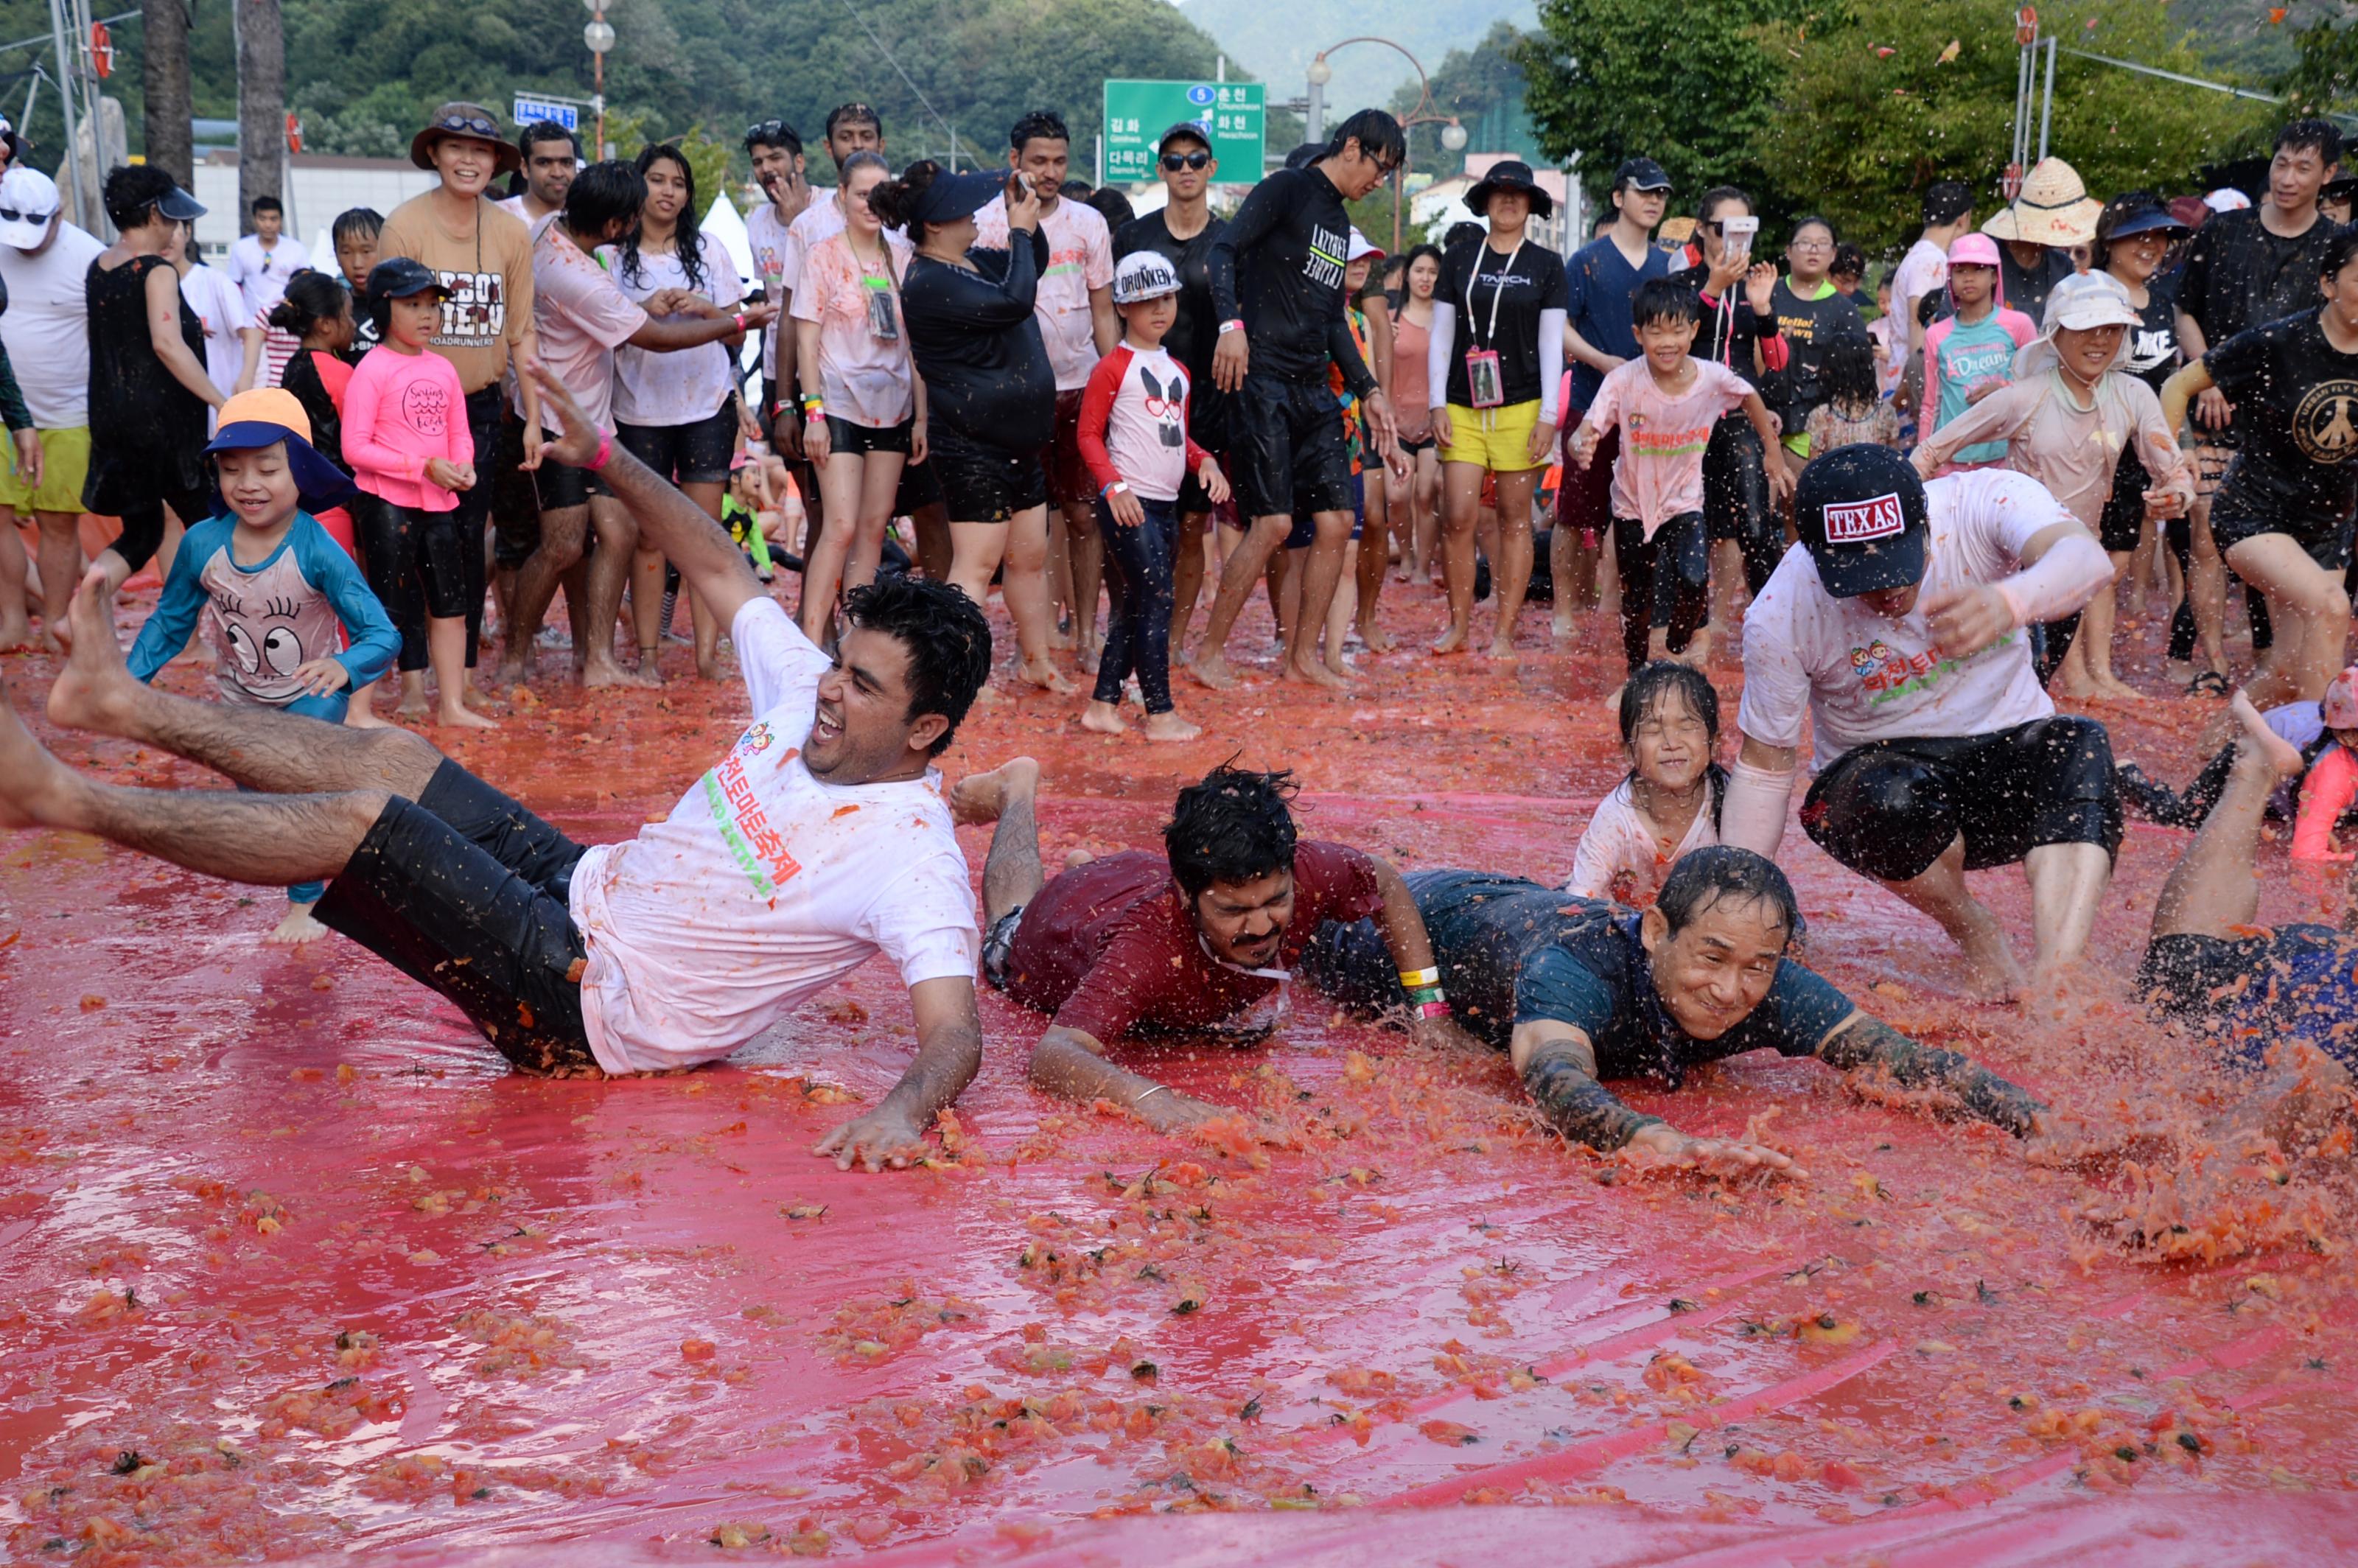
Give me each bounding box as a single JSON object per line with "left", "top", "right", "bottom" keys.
{"left": 1207, "top": 165, "right": 1377, "bottom": 396}
{"left": 901, "top": 225, "right": 1055, "bottom": 453}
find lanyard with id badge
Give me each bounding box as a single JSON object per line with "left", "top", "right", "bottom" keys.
{"left": 1463, "top": 239, "right": 1525, "bottom": 410}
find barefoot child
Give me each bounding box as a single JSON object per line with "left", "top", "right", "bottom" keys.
{"left": 1911, "top": 270, "right": 2195, "bottom": 701}
{"left": 269, "top": 271, "right": 380, "bottom": 724}
{"left": 1075, "top": 251, "right": 1228, "bottom": 741}
{"left": 1567, "top": 277, "right": 1791, "bottom": 693}
{"left": 1567, "top": 660, "right": 1726, "bottom": 906}
{"left": 343, "top": 257, "right": 491, "bottom": 729}
{"left": 125, "top": 387, "right": 396, "bottom": 942}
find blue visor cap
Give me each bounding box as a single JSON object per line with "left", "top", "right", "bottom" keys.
{"left": 204, "top": 421, "right": 362, "bottom": 514}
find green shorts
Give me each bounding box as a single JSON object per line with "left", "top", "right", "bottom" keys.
{"left": 0, "top": 427, "right": 91, "bottom": 514}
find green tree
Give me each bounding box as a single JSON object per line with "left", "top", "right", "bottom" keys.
{"left": 1759, "top": 0, "right": 2271, "bottom": 256}
{"left": 2278, "top": 10, "right": 2358, "bottom": 117}
{"left": 1516, "top": 0, "right": 1797, "bottom": 207}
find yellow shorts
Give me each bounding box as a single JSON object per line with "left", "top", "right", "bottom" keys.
{"left": 0, "top": 426, "right": 90, "bottom": 514}
{"left": 1439, "top": 399, "right": 1547, "bottom": 472}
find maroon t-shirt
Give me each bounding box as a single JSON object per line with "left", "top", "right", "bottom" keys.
{"left": 1000, "top": 841, "right": 1384, "bottom": 1042}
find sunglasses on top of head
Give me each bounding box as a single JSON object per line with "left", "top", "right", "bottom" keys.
{"left": 434, "top": 113, "right": 500, "bottom": 140}
{"left": 747, "top": 119, "right": 794, "bottom": 142}
{"left": 1161, "top": 150, "right": 1212, "bottom": 172}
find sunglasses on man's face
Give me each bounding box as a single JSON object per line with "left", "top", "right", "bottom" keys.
{"left": 0, "top": 207, "right": 54, "bottom": 224}
{"left": 1161, "top": 150, "right": 1211, "bottom": 172}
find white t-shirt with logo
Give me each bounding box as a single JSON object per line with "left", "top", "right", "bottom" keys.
{"left": 1567, "top": 777, "right": 1720, "bottom": 906}
{"left": 603, "top": 232, "right": 746, "bottom": 427}
{"left": 566, "top": 596, "right": 979, "bottom": 1074}
{"left": 1737, "top": 467, "right": 2071, "bottom": 769}
{"left": 0, "top": 221, "right": 105, "bottom": 426}
{"left": 225, "top": 232, "right": 310, "bottom": 319}
{"left": 974, "top": 196, "right": 1113, "bottom": 391}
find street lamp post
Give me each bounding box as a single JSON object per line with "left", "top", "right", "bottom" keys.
{"left": 1301, "top": 36, "right": 1464, "bottom": 253}
{"left": 583, "top": 0, "right": 614, "bottom": 156}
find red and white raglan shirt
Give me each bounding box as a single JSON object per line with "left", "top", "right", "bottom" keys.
{"left": 1075, "top": 340, "right": 1211, "bottom": 503}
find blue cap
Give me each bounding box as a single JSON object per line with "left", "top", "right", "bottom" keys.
{"left": 910, "top": 168, "right": 1013, "bottom": 227}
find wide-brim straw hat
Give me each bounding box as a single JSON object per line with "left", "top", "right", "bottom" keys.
{"left": 1982, "top": 157, "right": 2102, "bottom": 246}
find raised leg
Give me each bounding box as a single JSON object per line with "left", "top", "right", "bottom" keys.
{"left": 2152, "top": 693, "right": 2305, "bottom": 941}
{"left": 952, "top": 756, "right": 1043, "bottom": 923}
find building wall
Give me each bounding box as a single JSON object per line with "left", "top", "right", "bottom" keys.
{"left": 190, "top": 155, "right": 437, "bottom": 262}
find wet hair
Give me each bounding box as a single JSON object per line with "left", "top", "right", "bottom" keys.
{"left": 1922, "top": 179, "right": 1973, "bottom": 227}
{"left": 1085, "top": 186, "right": 1135, "bottom": 230}
{"left": 1694, "top": 184, "right": 1750, "bottom": 225}
{"left": 331, "top": 206, "right": 382, "bottom": 246}
{"left": 519, "top": 120, "right": 579, "bottom": 160}
{"left": 102, "top": 164, "right": 177, "bottom": 231}
{"left": 1617, "top": 662, "right": 1728, "bottom": 825}
{"left": 2324, "top": 225, "right": 2358, "bottom": 279}
{"left": 744, "top": 119, "right": 802, "bottom": 156}
{"left": 1325, "top": 108, "right": 1405, "bottom": 171}
{"left": 1164, "top": 764, "right": 1300, "bottom": 900}
{"left": 252, "top": 195, "right": 283, "bottom": 217}
{"left": 1284, "top": 142, "right": 1323, "bottom": 172}
{"left": 620, "top": 144, "right": 706, "bottom": 293}
{"left": 867, "top": 159, "right": 947, "bottom": 247}
{"left": 562, "top": 158, "right": 648, "bottom": 239}
{"left": 840, "top": 575, "right": 992, "bottom": 757}
{"left": 1830, "top": 242, "right": 1866, "bottom": 282}
{"left": 266, "top": 269, "right": 351, "bottom": 338}
{"left": 1010, "top": 109, "right": 1070, "bottom": 155}
{"left": 1820, "top": 333, "right": 1881, "bottom": 416}
{"left": 825, "top": 102, "right": 882, "bottom": 142}
{"left": 2091, "top": 189, "right": 2163, "bottom": 271}
{"left": 2277, "top": 118, "right": 2343, "bottom": 167}
{"left": 1656, "top": 847, "right": 1803, "bottom": 948}
{"left": 1631, "top": 276, "right": 1702, "bottom": 329}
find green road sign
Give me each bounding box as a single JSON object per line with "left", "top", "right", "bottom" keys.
{"left": 1102, "top": 80, "right": 1265, "bottom": 183}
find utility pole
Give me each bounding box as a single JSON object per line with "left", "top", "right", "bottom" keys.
{"left": 142, "top": 0, "right": 194, "bottom": 186}
{"left": 235, "top": 0, "right": 285, "bottom": 235}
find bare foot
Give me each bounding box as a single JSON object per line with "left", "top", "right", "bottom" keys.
{"left": 1357, "top": 621, "right": 1396, "bottom": 654}
{"left": 695, "top": 654, "right": 721, "bottom": 682}
{"left": 2049, "top": 662, "right": 2096, "bottom": 699}
{"left": 581, "top": 658, "right": 634, "bottom": 690}
{"left": 1430, "top": 624, "right": 1469, "bottom": 656}
{"left": 2232, "top": 689, "right": 2306, "bottom": 777}
{"left": 1551, "top": 613, "right": 1575, "bottom": 639}
{"left": 0, "top": 612, "right": 29, "bottom": 652}
{"left": 344, "top": 703, "right": 387, "bottom": 730}
{"left": 435, "top": 701, "right": 499, "bottom": 731}
{"left": 1485, "top": 637, "right": 1516, "bottom": 662}
{"left": 1191, "top": 652, "right": 1239, "bottom": 691}
{"left": 1956, "top": 913, "right": 2027, "bottom": 1004}
{"left": 1080, "top": 700, "right": 1128, "bottom": 735}
{"left": 1678, "top": 628, "right": 1714, "bottom": 667}
{"left": 492, "top": 658, "right": 531, "bottom": 691}
{"left": 1016, "top": 659, "right": 1078, "bottom": 696}
{"left": 267, "top": 903, "right": 330, "bottom": 944}
{"left": 2088, "top": 673, "right": 2142, "bottom": 702}
{"left": 1075, "top": 638, "right": 1102, "bottom": 676}
{"left": 46, "top": 570, "right": 139, "bottom": 735}
{"left": 0, "top": 673, "right": 73, "bottom": 829}
{"left": 1143, "top": 711, "right": 1202, "bottom": 743}
{"left": 1282, "top": 656, "right": 1348, "bottom": 692}
{"left": 636, "top": 652, "right": 665, "bottom": 687}
{"left": 948, "top": 755, "right": 1040, "bottom": 826}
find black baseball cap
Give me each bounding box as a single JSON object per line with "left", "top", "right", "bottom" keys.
{"left": 909, "top": 167, "right": 1010, "bottom": 226}
{"left": 1794, "top": 444, "right": 1929, "bottom": 598}
{"left": 1156, "top": 121, "right": 1213, "bottom": 153}
{"left": 1614, "top": 157, "right": 1671, "bottom": 193}
{"left": 365, "top": 256, "right": 452, "bottom": 302}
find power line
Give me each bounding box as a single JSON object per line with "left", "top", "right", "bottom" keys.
{"left": 829, "top": 0, "right": 953, "bottom": 142}
{"left": 0, "top": 8, "right": 137, "bottom": 60}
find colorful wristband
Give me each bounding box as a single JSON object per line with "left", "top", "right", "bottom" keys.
{"left": 1417, "top": 1000, "right": 1453, "bottom": 1021}
{"left": 1399, "top": 967, "right": 1441, "bottom": 990}
{"left": 587, "top": 429, "right": 613, "bottom": 472}
{"left": 1217, "top": 319, "right": 1245, "bottom": 335}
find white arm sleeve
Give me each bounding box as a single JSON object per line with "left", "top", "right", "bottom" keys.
{"left": 1995, "top": 532, "right": 2113, "bottom": 629}
{"left": 1720, "top": 756, "right": 1799, "bottom": 858}
{"left": 1538, "top": 307, "right": 1567, "bottom": 425}
{"left": 1426, "top": 301, "right": 1455, "bottom": 411}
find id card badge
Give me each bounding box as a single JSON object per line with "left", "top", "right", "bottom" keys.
{"left": 1465, "top": 349, "right": 1505, "bottom": 409}
{"left": 863, "top": 278, "right": 900, "bottom": 343}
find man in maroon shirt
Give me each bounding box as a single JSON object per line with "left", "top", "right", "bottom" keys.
{"left": 952, "top": 761, "right": 1470, "bottom": 1132}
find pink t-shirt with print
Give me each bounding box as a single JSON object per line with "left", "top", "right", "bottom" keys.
{"left": 789, "top": 229, "right": 916, "bottom": 429}
{"left": 521, "top": 225, "right": 650, "bottom": 435}
{"left": 1577, "top": 356, "right": 1753, "bottom": 538}
{"left": 974, "top": 196, "right": 1113, "bottom": 391}
{"left": 343, "top": 344, "right": 474, "bottom": 511}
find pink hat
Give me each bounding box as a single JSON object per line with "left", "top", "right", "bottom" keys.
{"left": 2325, "top": 667, "right": 2358, "bottom": 729}
{"left": 1947, "top": 231, "right": 2001, "bottom": 267}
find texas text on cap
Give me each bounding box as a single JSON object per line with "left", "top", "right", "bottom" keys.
{"left": 1614, "top": 157, "right": 1671, "bottom": 192}
{"left": 1794, "top": 443, "right": 1930, "bottom": 599}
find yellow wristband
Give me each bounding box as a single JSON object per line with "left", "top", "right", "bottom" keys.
{"left": 1399, "top": 967, "right": 1441, "bottom": 990}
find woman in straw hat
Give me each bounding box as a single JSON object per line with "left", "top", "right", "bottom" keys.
{"left": 1979, "top": 157, "right": 2099, "bottom": 326}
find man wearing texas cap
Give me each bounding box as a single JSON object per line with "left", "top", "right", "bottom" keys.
{"left": 1716, "top": 444, "right": 2119, "bottom": 1001}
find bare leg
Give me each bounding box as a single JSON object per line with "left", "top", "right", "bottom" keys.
{"left": 1000, "top": 505, "right": 1074, "bottom": 693}
{"left": 429, "top": 614, "right": 497, "bottom": 729}
{"left": 2225, "top": 533, "right": 2349, "bottom": 707}
{"left": 1433, "top": 461, "right": 1483, "bottom": 654}
{"left": 947, "top": 519, "right": 1009, "bottom": 610}
{"left": 846, "top": 453, "right": 906, "bottom": 595}
{"left": 1411, "top": 450, "right": 1441, "bottom": 585}
{"left": 33, "top": 509, "right": 80, "bottom": 654}
{"left": 1549, "top": 520, "right": 1581, "bottom": 634}
{"left": 908, "top": 498, "right": 953, "bottom": 583}
{"left": 1171, "top": 509, "right": 1208, "bottom": 659}
{"left": 1068, "top": 500, "right": 1105, "bottom": 673}
{"left": 2073, "top": 548, "right": 2140, "bottom": 701}
{"left": 1324, "top": 538, "right": 1358, "bottom": 676}
{"left": 49, "top": 570, "right": 445, "bottom": 797}
{"left": 578, "top": 497, "right": 640, "bottom": 688}
{"left": 0, "top": 514, "right": 29, "bottom": 650}
{"left": 631, "top": 546, "right": 666, "bottom": 682}
{"left": 502, "top": 505, "right": 588, "bottom": 685}
{"left": 1884, "top": 834, "right": 2026, "bottom": 1001}
{"left": 1486, "top": 469, "right": 1540, "bottom": 660}
{"left": 1046, "top": 510, "right": 1076, "bottom": 648}
{"left": 1193, "top": 513, "right": 1290, "bottom": 689}
{"left": 2023, "top": 840, "right": 2111, "bottom": 983}
{"left": 952, "top": 756, "right": 1044, "bottom": 923}
{"left": 2188, "top": 502, "right": 2229, "bottom": 679}
{"left": 1354, "top": 482, "right": 1393, "bottom": 651}
{"left": 2152, "top": 693, "right": 2305, "bottom": 940}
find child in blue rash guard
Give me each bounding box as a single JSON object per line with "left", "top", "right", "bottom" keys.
{"left": 127, "top": 387, "right": 395, "bottom": 942}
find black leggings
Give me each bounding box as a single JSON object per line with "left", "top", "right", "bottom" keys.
{"left": 1092, "top": 494, "right": 1178, "bottom": 714}
{"left": 353, "top": 492, "right": 473, "bottom": 673}
{"left": 1613, "top": 511, "right": 1708, "bottom": 675}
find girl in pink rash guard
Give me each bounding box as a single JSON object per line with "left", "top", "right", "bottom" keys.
{"left": 344, "top": 256, "right": 487, "bottom": 729}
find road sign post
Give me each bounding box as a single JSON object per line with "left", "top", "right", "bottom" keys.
{"left": 1101, "top": 80, "right": 1264, "bottom": 183}
{"left": 513, "top": 97, "right": 580, "bottom": 133}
